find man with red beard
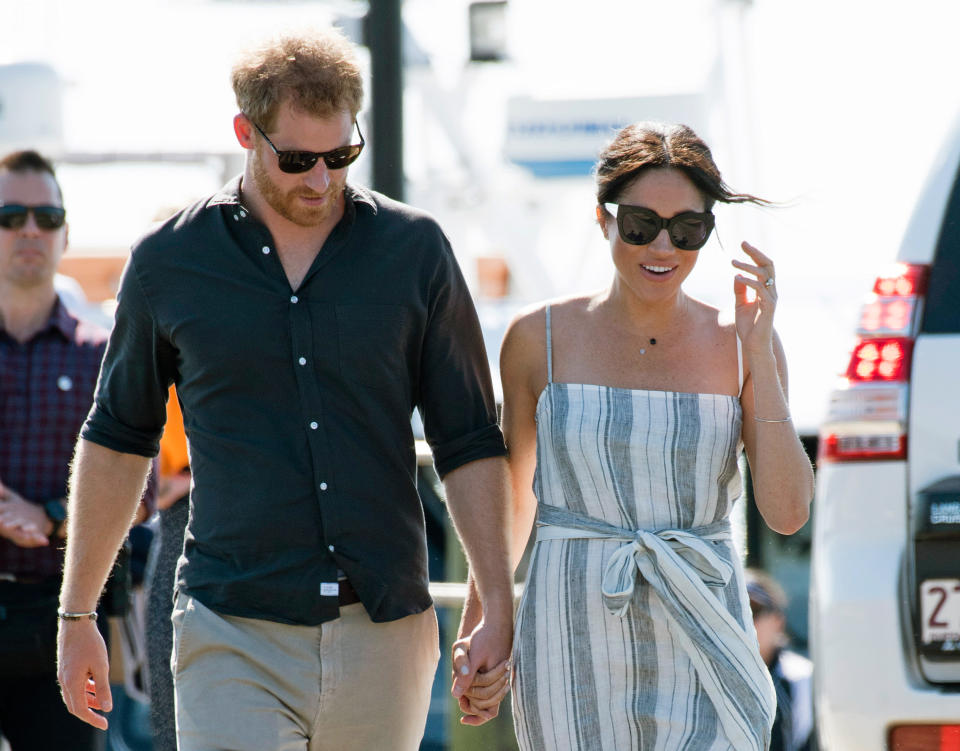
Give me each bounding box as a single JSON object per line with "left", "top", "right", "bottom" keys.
{"left": 57, "top": 27, "right": 513, "bottom": 751}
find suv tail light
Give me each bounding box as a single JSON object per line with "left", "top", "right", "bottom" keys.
{"left": 874, "top": 263, "right": 929, "bottom": 297}
{"left": 820, "top": 263, "right": 929, "bottom": 463}
{"left": 889, "top": 724, "right": 960, "bottom": 750}
{"left": 847, "top": 338, "right": 915, "bottom": 382}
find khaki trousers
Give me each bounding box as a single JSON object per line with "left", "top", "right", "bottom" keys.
{"left": 171, "top": 592, "right": 440, "bottom": 751}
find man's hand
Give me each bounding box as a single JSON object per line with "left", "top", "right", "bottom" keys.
{"left": 57, "top": 619, "right": 112, "bottom": 730}
{"left": 0, "top": 483, "right": 51, "bottom": 546}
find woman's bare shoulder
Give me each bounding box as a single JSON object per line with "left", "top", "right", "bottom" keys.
{"left": 501, "top": 293, "right": 598, "bottom": 391}
{"left": 504, "top": 293, "right": 596, "bottom": 342}
{"left": 683, "top": 296, "right": 737, "bottom": 336}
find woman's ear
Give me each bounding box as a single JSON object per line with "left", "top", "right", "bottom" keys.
{"left": 596, "top": 205, "right": 609, "bottom": 240}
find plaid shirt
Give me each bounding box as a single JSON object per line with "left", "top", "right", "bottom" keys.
{"left": 0, "top": 298, "right": 109, "bottom": 579}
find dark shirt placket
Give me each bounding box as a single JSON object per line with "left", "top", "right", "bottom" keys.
{"left": 287, "top": 277, "right": 340, "bottom": 623}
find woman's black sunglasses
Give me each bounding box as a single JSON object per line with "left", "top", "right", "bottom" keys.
{"left": 603, "top": 203, "right": 715, "bottom": 251}
{"left": 0, "top": 204, "right": 67, "bottom": 231}
{"left": 252, "top": 120, "right": 365, "bottom": 174}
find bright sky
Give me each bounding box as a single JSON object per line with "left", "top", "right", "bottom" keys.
{"left": 3, "top": 0, "right": 960, "bottom": 428}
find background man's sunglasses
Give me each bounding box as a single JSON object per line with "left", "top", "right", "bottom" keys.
{"left": 0, "top": 204, "right": 67, "bottom": 231}
{"left": 604, "top": 203, "right": 715, "bottom": 251}
{"left": 252, "top": 120, "right": 365, "bottom": 174}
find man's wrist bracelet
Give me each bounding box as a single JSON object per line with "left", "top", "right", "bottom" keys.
{"left": 753, "top": 415, "right": 792, "bottom": 423}
{"left": 57, "top": 610, "right": 98, "bottom": 621}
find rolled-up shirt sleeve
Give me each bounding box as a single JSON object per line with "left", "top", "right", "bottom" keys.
{"left": 418, "top": 228, "right": 506, "bottom": 478}
{"left": 81, "top": 253, "right": 175, "bottom": 458}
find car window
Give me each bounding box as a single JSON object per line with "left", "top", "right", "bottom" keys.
{"left": 922, "top": 164, "right": 960, "bottom": 333}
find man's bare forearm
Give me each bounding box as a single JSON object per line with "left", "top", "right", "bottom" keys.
{"left": 59, "top": 439, "right": 153, "bottom": 612}
{"left": 443, "top": 456, "right": 513, "bottom": 618}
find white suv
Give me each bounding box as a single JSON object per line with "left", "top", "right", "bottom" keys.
{"left": 810, "top": 117, "right": 960, "bottom": 748}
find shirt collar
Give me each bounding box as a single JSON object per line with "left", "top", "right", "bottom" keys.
{"left": 0, "top": 296, "right": 77, "bottom": 343}
{"left": 345, "top": 184, "right": 377, "bottom": 215}
{"left": 47, "top": 296, "right": 79, "bottom": 340}
{"left": 209, "top": 175, "right": 243, "bottom": 207}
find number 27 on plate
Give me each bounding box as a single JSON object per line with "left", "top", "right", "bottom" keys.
{"left": 921, "top": 579, "right": 960, "bottom": 645}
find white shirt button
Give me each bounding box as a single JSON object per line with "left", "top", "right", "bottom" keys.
{"left": 309, "top": 421, "right": 318, "bottom": 430}
{"left": 328, "top": 545, "right": 335, "bottom": 552}
{"left": 233, "top": 214, "right": 239, "bottom": 221}
{"left": 320, "top": 482, "right": 328, "bottom": 491}
{"left": 57, "top": 375, "right": 73, "bottom": 391}
{"left": 262, "top": 246, "right": 270, "bottom": 254}
{"left": 298, "top": 357, "right": 307, "bottom": 366}
{"left": 290, "top": 295, "right": 299, "bottom": 304}
{"left": 239, "top": 210, "right": 247, "bottom": 218}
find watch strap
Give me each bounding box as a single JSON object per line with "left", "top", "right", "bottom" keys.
{"left": 43, "top": 498, "right": 67, "bottom": 537}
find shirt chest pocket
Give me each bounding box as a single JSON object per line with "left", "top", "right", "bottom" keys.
{"left": 336, "top": 304, "right": 411, "bottom": 389}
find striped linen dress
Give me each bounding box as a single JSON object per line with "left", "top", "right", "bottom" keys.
{"left": 511, "top": 307, "right": 775, "bottom": 751}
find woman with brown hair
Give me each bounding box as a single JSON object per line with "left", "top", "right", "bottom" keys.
{"left": 458, "top": 121, "right": 814, "bottom": 749}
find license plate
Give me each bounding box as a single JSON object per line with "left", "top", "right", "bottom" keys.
{"left": 921, "top": 579, "right": 960, "bottom": 647}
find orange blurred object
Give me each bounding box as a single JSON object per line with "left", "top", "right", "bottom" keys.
{"left": 159, "top": 386, "right": 189, "bottom": 476}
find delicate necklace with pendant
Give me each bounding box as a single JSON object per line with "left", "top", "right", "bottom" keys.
{"left": 639, "top": 337, "right": 657, "bottom": 355}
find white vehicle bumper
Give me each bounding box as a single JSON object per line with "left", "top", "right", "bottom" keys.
{"left": 810, "top": 461, "right": 960, "bottom": 750}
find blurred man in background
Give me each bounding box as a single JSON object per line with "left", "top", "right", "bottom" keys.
{"left": 0, "top": 149, "right": 155, "bottom": 751}
{"left": 747, "top": 568, "right": 815, "bottom": 751}
{"left": 0, "top": 149, "right": 109, "bottom": 751}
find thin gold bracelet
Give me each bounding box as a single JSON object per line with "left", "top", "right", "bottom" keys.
{"left": 754, "top": 416, "right": 792, "bottom": 423}
{"left": 57, "top": 610, "right": 98, "bottom": 621}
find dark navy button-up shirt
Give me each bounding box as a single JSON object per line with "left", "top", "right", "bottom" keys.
{"left": 82, "top": 179, "right": 506, "bottom": 625}
{"left": 0, "top": 299, "right": 107, "bottom": 579}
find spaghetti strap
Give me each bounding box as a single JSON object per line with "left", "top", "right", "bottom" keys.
{"left": 545, "top": 305, "right": 554, "bottom": 384}
{"left": 736, "top": 333, "right": 744, "bottom": 397}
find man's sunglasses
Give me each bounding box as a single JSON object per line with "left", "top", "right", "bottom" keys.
{"left": 603, "top": 203, "right": 715, "bottom": 251}
{"left": 252, "top": 120, "right": 365, "bottom": 174}
{"left": 0, "top": 204, "right": 67, "bottom": 231}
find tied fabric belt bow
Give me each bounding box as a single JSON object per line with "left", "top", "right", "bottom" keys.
{"left": 534, "top": 503, "right": 775, "bottom": 751}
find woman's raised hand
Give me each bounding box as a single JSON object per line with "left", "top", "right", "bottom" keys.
{"left": 732, "top": 241, "right": 778, "bottom": 357}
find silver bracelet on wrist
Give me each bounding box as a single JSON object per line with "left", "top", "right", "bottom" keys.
{"left": 57, "top": 610, "right": 98, "bottom": 621}
{"left": 754, "top": 415, "right": 792, "bottom": 423}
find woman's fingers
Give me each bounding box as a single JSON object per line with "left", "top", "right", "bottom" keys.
{"left": 741, "top": 241, "right": 774, "bottom": 269}
{"left": 458, "top": 658, "right": 512, "bottom": 723}
{"left": 465, "top": 671, "right": 510, "bottom": 702}
{"left": 737, "top": 243, "right": 775, "bottom": 287}
{"left": 467, "top": 658, "right": 510, "bottom": 688}
{"left": 465, "top": 676, "right": 508, "bottom": 701}
{"left": 465, "top": 674, "right": 511, "bottom": 710}
{"left": 735, "top": 275, "right": 774, "bottom": 294}
{"left": 731, "top": 259, "right": 771, "bottom": 281}
{"left": 734, "top": 274, "right": 777, "bottom": 312}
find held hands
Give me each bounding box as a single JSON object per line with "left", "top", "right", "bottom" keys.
{"left": 0, "top": 481, "right": 51, "bottom": 547}
{"left": 454, "top": 657, "right": 512, "bottom": 725}
{"left": 732, "top": 242, "right": 778, "bottom": 358}
{"left": 451, "top": 613, "right": 514, "bottom": 725}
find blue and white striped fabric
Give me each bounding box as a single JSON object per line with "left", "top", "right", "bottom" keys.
{"left": 511, "top": 307, "right": 775, "bottom": 751}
